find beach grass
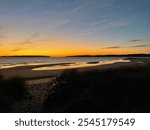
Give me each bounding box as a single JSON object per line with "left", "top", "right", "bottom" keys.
{"left": 44, "top": 63, "right": 150, "bottom": 113}
{"left": 0, "top": 76, "right": 29, "bottom": 112}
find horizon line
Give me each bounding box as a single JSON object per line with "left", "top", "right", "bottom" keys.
{"left": 0, "top": 53, "right": 150, "bottom": 57}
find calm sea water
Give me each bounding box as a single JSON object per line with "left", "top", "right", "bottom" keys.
{"left": 0, "top": 57, "right": 128, "bottom": 69}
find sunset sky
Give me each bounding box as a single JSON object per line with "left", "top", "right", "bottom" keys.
{"left": 0, "top": 0, "right": 150, "bottom": 56}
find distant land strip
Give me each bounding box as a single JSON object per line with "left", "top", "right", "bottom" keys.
{"left": 0, "top": 54, "right": 150, "bottom": 58}
{"left": 66, "top": 54, "right": 150, "bottom": 57}
{"left": 0, "top": 55, "right": 51, "bottom": 58}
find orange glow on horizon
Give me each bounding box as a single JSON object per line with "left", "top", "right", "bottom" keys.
{"left": 0, "top": 48, "right": 150, "bottom": 57}
{"left": 0, "top": 38, "right": 150, "bottom": 57}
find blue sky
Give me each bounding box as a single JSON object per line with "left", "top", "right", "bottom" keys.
{"left": 0, "top": 0, "right": 150, "bottom": 56}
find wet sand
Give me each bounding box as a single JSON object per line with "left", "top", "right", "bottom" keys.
{"left": 0, "top": 58, "right": 149, "bottom": 79}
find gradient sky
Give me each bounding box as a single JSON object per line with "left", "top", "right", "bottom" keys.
{"left": 0, "top": 0, "right": 150, "bottom": 56}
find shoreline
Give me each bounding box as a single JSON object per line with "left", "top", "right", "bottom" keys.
{"left": 0, "top": 57, "right": 149, "bottom": 80}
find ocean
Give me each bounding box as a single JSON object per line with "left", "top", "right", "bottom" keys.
{"left": 0, "top": 57, "right": 128, "bottom": 70}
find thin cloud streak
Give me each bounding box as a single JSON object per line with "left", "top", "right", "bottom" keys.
{"left": 3, "top": 33, "right": 40, "bottom": 54}
{"left": 11, "top": 33, "right": 40, "bottom": 45}
{"left": 4, "top": 47, "right": 29, "bottom": 55}
{"left": 103, "top": 46, "right": 121, "bottom": 49}
{"left": 73, "top": 6, "right": 83, "bottom": 13}
{"left": 10, "top": 48, "right": 23, "bottom": 53}
{"left": 130, "top": 44, "right": 150, "bottom": 48}
{"left": 89, "top": 19, "right": 129, "bottom": 29}
{"left": 128, "top": 39, "right": 143, "bottom": 42}
{"left": 102, "top": 44, "right": 150, "bottom": 49}
{"left": 22, "top": 33, "right": 39, "bottom": 44}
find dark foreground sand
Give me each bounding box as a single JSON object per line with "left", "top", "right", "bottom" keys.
{"left": 0, "top": 58, "right": 150, "bottom": 112}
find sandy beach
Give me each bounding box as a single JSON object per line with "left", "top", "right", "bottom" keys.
{"left": 0, "top": 57, "right": 150, "bottom": 112}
